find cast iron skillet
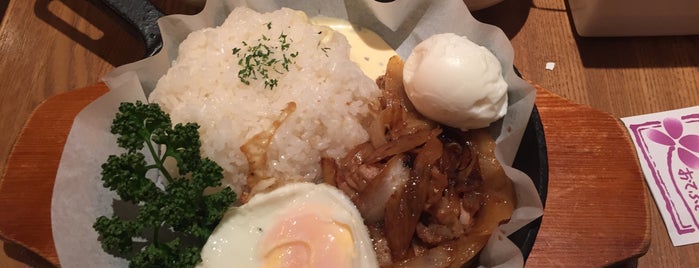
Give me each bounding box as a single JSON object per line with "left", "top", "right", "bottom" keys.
{"left": 98, "top": 0, "right": 548, "bottom": 261}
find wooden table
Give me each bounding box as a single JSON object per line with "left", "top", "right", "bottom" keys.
{"left": 0, "top": 0, "right": 697, "bottom": 267}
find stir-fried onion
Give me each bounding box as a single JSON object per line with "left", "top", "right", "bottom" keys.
{"left": 327, "top": 56, "right": 515, "bottom": 266}
{"left": 237, "top": 55, "right": 515, "bottom": 266}
{"left": 240, "top": 102, "right": 297, "bottom": 202}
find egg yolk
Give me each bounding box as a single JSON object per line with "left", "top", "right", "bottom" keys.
{"left": 258, "top": 206, "right": 355, "bottom": 268}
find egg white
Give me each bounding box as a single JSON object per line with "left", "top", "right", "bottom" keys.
{"left": 197, "top": 182, "right": 378, "bottom": 268}
{"left": 403, "top": 33, "right": 508, "bottom": 130}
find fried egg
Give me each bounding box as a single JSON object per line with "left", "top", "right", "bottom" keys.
{"left": 197, "top": 182, "right": 378, "bottom": 268}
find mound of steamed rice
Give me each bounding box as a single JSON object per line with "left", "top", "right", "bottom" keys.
{"left": 149, "top": 7, "right": 380, "bottom": 195}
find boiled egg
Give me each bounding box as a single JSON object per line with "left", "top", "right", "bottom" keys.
{"left": 403, "top": 33, "right": 508, "bottom": 130}
{"left": 197, "top": 182, "right": 378, "bottom": 268}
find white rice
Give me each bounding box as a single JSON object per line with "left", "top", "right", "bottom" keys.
{"left": 149, "top": 7, "right": 380, "bottom": 194}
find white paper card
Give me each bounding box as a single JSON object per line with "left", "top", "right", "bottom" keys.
{"left": 622, "top": 106, "right": 699, "bottom": 246}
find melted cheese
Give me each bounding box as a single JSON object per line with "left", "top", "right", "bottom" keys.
{"left": 311, "top": 16, "right": 397, "bottom": 79}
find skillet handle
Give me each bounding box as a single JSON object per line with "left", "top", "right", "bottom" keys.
{"left": 100, "top": 0, "right": 164, "bottom": 57}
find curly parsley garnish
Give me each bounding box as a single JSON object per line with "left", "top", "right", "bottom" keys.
{"left": 93, "top": 101, "right": 237, "bottom": 268}
{"left": 232, "top": 22, "right": 298, "bottom": 90}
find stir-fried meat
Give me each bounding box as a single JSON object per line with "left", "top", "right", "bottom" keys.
{"left": 368, "top": 225, "right": 393, "bottom": 267}
{"left": 416, "top": 221, "right": 463, "bottom": 245}
{"left": 324, "top": 56, "right": 515, "bottom": 267}
{"left": 426, "top": 190, "right": 461, "bottom": 226}
{"left": 461, "top": 191, "right": 483, "bottom": 216}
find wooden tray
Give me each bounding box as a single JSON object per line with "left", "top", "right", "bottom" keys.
{"left": 0, "top": 82, "right": 650, "bottom": 267}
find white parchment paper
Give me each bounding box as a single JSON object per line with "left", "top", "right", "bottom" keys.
{"left": 52, "top": 0, "right": 543, "bottom": 267}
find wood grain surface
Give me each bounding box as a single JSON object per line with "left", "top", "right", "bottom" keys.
{"left": 528, "top": 86, "right": 650, "bottom": 267}
{"left": 473, "top": 1, "right": 699, "bottom": 267}
{"left": 0, "top": 80, "right": 650, "bottom": 267}
{"left": 0, "top": 84, "right": 109, "bottom": 267}
{"left": 0, "top": 0, "right": 697, "bottom": 267}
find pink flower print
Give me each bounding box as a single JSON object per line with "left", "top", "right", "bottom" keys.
{"left": 648, "top": 117, "right": 699, "bottom": 169}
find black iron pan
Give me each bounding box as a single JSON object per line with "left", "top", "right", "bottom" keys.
{"left": 98, "top": 0, "right": 548, "bottom": 261}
